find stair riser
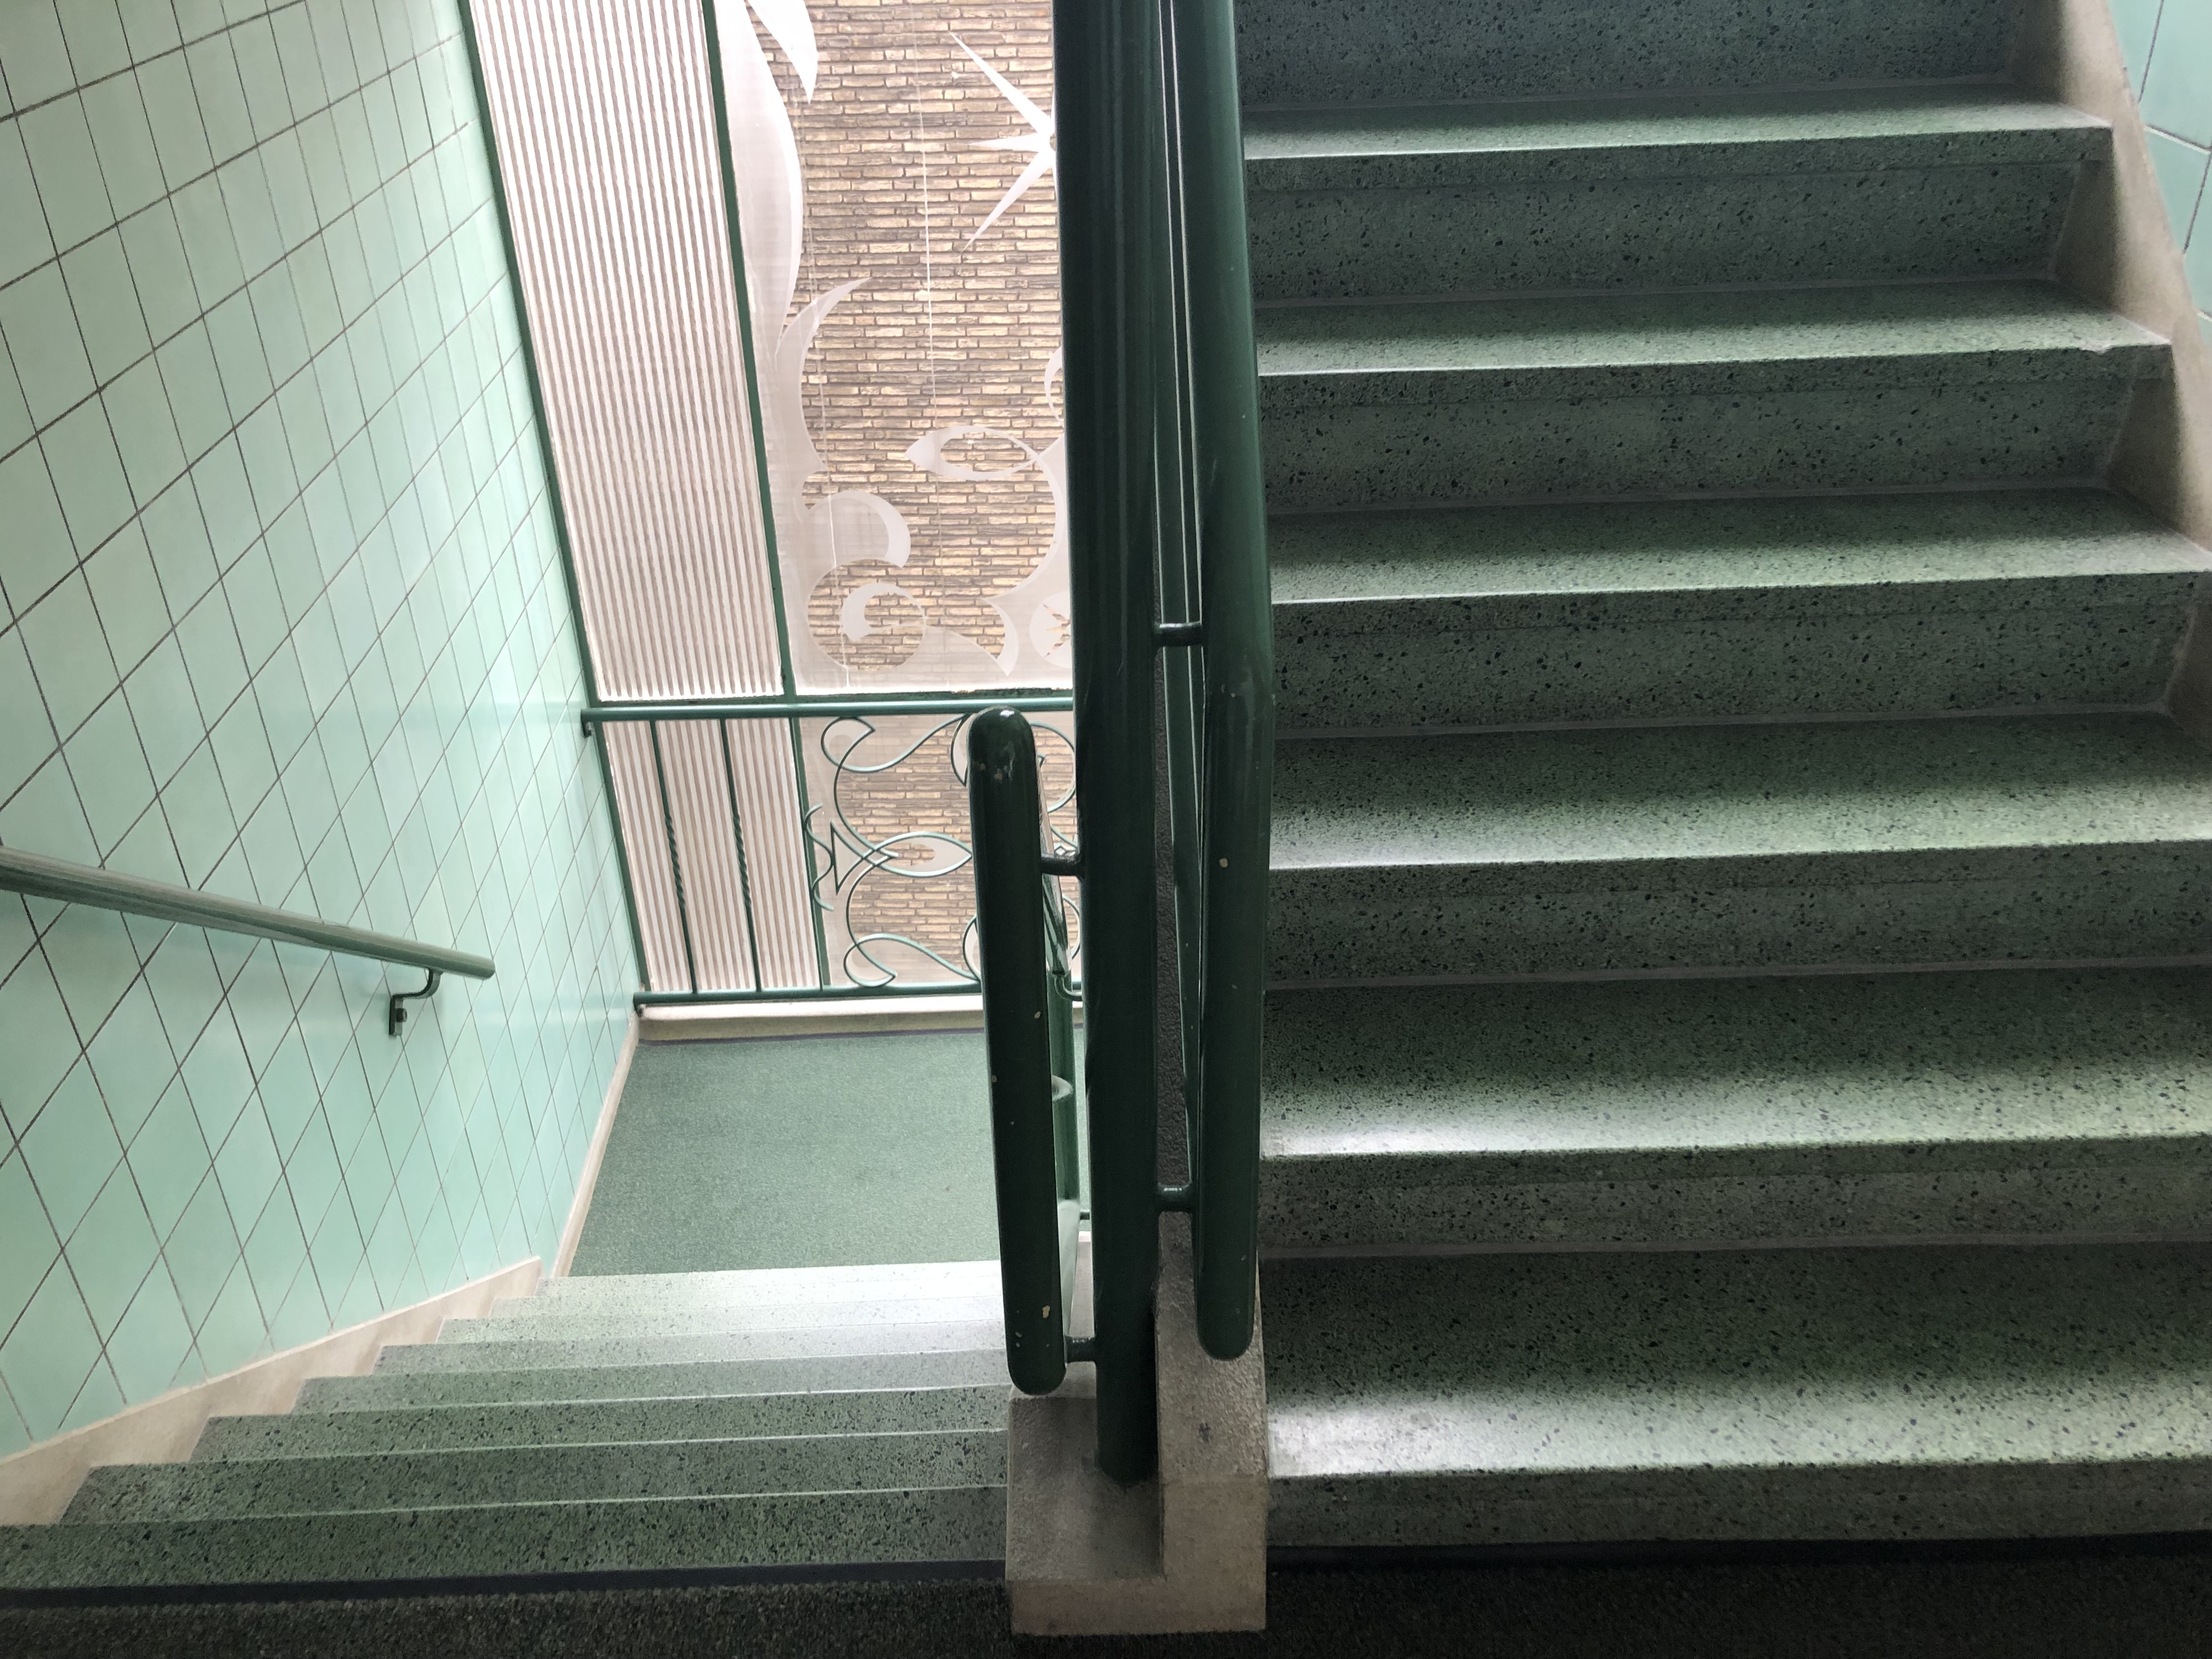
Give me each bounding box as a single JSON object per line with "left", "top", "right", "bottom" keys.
{"left": 193, "top": 1387, "right": 1009, "bottom": 1460}
{"left": 1234, "top": 0, "right": 2015, "bottom": 106}
{"left": 1267, "top": 851, "right": 2212, "bottom": 981}
{"left": 0, "top": 1488, "right": 1006, "bottom": 1589}
{"left": 1260, "top": 377, "right": 2141, "bottom": 511}
{"left": 1268, "top": 1467, "right": 2212, "bottom": 1548}
{"left": 1261, "top": 1159, "right": 2212, "bottom": 1249}
{"left": 1249, "top": 166, "right": 2076, "bottom": 301}
{"left": 70, "top": 1434, "right": 1008, "bottom": 1523}
{"left": 298, "top": 1349, "right": 1010, "bottom": 1410}
{"left": 1276, "top": 592, "right": 2191, "bottom": 729}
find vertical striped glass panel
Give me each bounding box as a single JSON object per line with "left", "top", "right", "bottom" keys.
{"left": 471, "top": 0, "right": 785, "bottom": 701}
{"left": 472, "top": 0, "right": 823, "bottom": 991}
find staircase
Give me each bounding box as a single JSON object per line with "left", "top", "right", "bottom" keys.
{"left": 1244, "top": 1, "right": 2212, "bottom": 1545}
{"left": 0, "top": 1263, "right": 1007, "bottom": 1589}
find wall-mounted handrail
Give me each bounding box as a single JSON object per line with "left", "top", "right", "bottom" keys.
{"left": 0, "top": 844, "right": 493, "bottom": 1035}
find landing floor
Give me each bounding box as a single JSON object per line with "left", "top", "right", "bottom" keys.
{"left": 567, "top": 1031, "right": 1001, "bottom": 1274}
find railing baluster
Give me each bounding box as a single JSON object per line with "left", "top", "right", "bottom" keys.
{"left": 647, "top": 718, "right": 702, "bottom": 996}
{"left": 1054, "top": 0, "right": 1169, "bottom": 1484}
{"left": 718, "top": 720, "right": 768, "bottom": 995}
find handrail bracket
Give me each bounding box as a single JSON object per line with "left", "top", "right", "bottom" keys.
{"left": 388, "top": 969, "right": 444, "bottom": 1036}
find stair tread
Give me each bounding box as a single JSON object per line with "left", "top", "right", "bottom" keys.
{"left": 1266, "top": 1243, "right": 2212, "bottom": 1476}
{"left": 71, "top": 1430, "right": 1006, "bottom": 1523}
{"left": 1269, "top": 489, "right": 2210, "bottom": 612}
{"left": 380, "top": 1321, "right": 1005, "bottom": 1374}
{"left": 1263, "top": 968, "right": 2212, "bottom": 1166}
{"left": 194, "top": 1385, "right": 1009, "bottom": 1459}
{"left": 455, "top": 1295, "right": 1005, "bottom": 1342}
{"left": 1245, "top": 84, "right": 2102, "bottom": 178}
{"left": 1255, "top": 278, "right": 2160, "bottom": 382}
{"left": 541, "top": 1261, "right": 1001, "bottom": 1305}
{"left": 0, "top": 1486, "right": 1003, "bottom": 1588}
{"left": 1272, "top": 712, "right": 2212, "bottom": 873}
{"left": 306, "top": 1348, "right": 1009, "bottom": 1409}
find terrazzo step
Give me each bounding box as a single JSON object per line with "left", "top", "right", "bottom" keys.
{"left": 1271, "top": 488, "right": 2209, "bottom": 730}
{"left": 455, "top": 1295, "right": 1005, "bottom": 1341}
{"left": 1260, "top": 968, "right": 2212, "bottom": 1248}
{"left": 1234, "top": 0, "right": 2016, "bottom": 107}
{"left": 1245, "top": 87, "right": 2103, "bottom": 300}
{"left": 1256, "top": 280, "right": 2164, "bottom": 511}
{"left": 0, "top": 1486, "right": 1005, "bottom": 1589}
{"left": 375, "top": 1321, "right": 1006, "bottom": 1375}
{"left": 68, "top": 1430, "right": 1005, "bottom": 1523}
{"left": 298, "top": 1347, "right": 1009, "bottom": 1410}
{"left": 191, "top": 1385, "right": 1009, "bottom": 1460}
{"left": 526, "top": 1260, "right": 1001, "bottom": 1314}
{"left": 1267, "top": 710, "right": 2212, "bottom": 983}
{"left": 1264, "top": 1242, "right": 2212, "bottom": 1545}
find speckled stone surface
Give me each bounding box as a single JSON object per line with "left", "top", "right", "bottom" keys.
{"left": 376, "top": 1320, "right": 1006, "bottom": 1374}
{"left": 450, "top": 1296, "right": 1005, "bottom": 1343}
{"left": 1271, "top": 489, "right": 2209, "bottom": 729}
{"left": 296, "top": 1347, "right": 1008, "bottom": 1411}
{"left": 1261, "top": 969, "right": 2212, "bottom": 1246}
{"left": 1265, "top": 1243, "right": 2212, "bottom": 1544}
{"left": 1244, "top": 87, "right": 2104, "bottom": 182}
{"left": 65, "top": 1431, "right": 1006, "bottom": 1523}
{"left": 1268, "top": 712, "right": 2212, "bottom": 981}
{"left": 191, "top": 1386, "right": 1010, "bottom": 1462}
{"left": 1245, "top": 89, "right": 2102, "bottom": 299}
{"left": 1, "top": 1259, "right": 1012, "bottom": 1592}
{"left": 1234, "top": 0, "right": 2015, "bottom": 106}
{"left": 0, "top": 1487, "right": 1005, "bottom": 1588}
{"left": 1255, "top": 281, "right": 2162, "bottom": 510}
{"left": 532, "top": 1260, "right": 1003, "bottom": 1312}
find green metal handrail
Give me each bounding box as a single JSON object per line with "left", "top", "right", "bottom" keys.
{"left": 971, "top": 0, "right": 1271, "bottom": 1482}
{"left": 0, "top": 844, "right": 494, "bottom": 1035}
{"left": 968, "top": 710, "right": 1086, "bottom": 1395}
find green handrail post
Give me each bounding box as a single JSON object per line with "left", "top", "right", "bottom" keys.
{"left": 968, "top": 709, "right": 1070, "bottom": 1397}
{"left": 1055, "top": 0, "right": 1169, "bottom": 1484}
{"left": 1169, "top": 0, "right": 1274, "bottom": 1362}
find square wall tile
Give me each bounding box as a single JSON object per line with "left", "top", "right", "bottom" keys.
{"left": 0, "top": 0, "right": 631, "bottom": 1467}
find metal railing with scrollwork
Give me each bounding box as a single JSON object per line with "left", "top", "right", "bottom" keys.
{"left": 583, "top": 692, "right": 1075, "bottom": 1006}
{"left": 969, "top": 0, "right": 1272, "bottom": 1483}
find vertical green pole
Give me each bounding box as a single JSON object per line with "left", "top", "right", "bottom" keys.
{"left": 1054, "top": 0, "right": 1165, "bottom": 1482}
{"left": 1171, "top": 0, "right": 1273, "bottom": 1362}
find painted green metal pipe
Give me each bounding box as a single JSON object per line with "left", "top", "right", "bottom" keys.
{"left": 582, "top": 693, "right": 1071, "bottom": 728}
{"left": 1170, "top": 0, "right": 1274, "bottom": 1362}
{"left": 968, "top": 709, "right": 1069, "bottom": 1398}
{"left": 1054, "top": 0, "right": 1166, "bottom": 1483}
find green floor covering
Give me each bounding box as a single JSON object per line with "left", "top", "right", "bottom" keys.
{"left": 568, "top": 1031, "right": 1001, "bottom": 1273}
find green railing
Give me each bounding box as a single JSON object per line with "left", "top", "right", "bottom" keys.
{"left": 0, "top": 845, "right": 495, "bottom": 1035}
{"left": 969, "top": 0, "right": 1272, "bottom": 1481}
{"left": 581, "top": 692, "right": 1074, "bottom": 1005}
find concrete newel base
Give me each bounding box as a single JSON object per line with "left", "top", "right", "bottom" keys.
{"left": 1005, "top": 1212, "right": 1267, "bottom": 1635}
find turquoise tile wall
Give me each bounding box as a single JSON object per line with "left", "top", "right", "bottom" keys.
{"left": 2110, "top": 0, "right": 2212, "bottom": 342}
{"left": 0, "top": 0, "right": 634, "bottom": 1457}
